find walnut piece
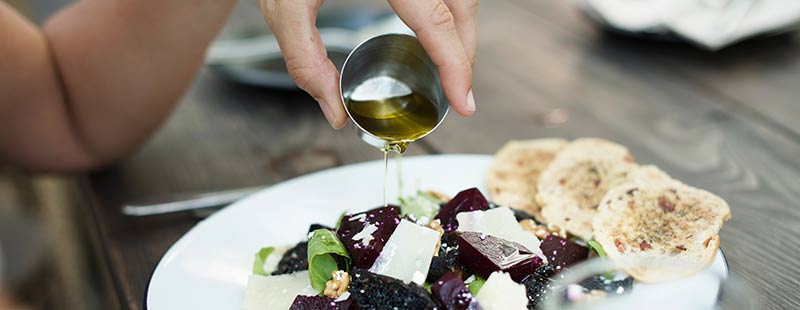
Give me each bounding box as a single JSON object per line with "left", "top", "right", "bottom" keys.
{"left": 323, "top": 270, "right": 350, "bottom": 298}
{"left": 425, "top": 190, "right": 451, "bottom": 203}
{"left": 428, "top": 219, "right": 445, "bottom": 256}
{"left": 519, "top": 219, "right": 567, "bottom": 239}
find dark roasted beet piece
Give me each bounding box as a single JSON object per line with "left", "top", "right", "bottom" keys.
{"left": 348, "top": 268, "right": 437, "bottom": 310}
{"left": 533, "top": 264, "right": 557, "bottom": 279}
{"left": 428, "top": 256, "right": 453, "bottom": 285}
{"left": 289, "top": 295, "right": 352, "bottom": 310}
{"left": 308, "top": 223, "right": 334, "bottom": 234}
{"left": 336, "top": 206, "right": 401, "bottom": 269}
{"left": 272, "top": 242, "right": 308, "bottom": 275}
{"left": 427, "top": 233, "right": 468, "bottom": 283}
{"left": 578, "top": 275, "right": 634, "bottom": 295}
{"left": 522, "top": 265, "right": 566, "bottom": 309}
{"left": 431, "top": 273, "right": 482, "bottom": 310}
{"left": 435, "top": 188, "right": 489, "bottom": 232}
{"left": 457, "top": 232, "right": 544, "bottom": 282}
{"left": 539, "top": 235, "right": 589, "bottom": 271}
{"left": 522, "top": 270, "right": 553, "bottom": 310}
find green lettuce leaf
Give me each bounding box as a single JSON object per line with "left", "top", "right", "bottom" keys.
{"left": 307, "top": 229, "right": 351, "bottom": 291}
{"left": 467, "top": 276, "right": 486, "bottom": 295}
{"left": 587, "top": 239, "right": 615, "bottom": 279}
{"left": 252, "top": 247, "right": 275, "bottom": 276}
{"left": 398, "top": 191, "right": 441, "bottom": 225}
{"left": 587, "top": 239, "right": 607, "bottom": 257}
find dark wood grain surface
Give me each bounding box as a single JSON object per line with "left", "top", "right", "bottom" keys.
{"left": 82, "top": 1, "right": 800, "bottom": 309}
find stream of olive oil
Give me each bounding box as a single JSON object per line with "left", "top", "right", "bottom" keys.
{"left": 346, "top": 92, "right": 439, "bottom": 206}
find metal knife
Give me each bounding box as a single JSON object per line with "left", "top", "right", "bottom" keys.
{"left": 122, "top": 186, "right": 261, "bottom": 216}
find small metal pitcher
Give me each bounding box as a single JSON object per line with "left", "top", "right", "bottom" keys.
{"left": 339, "top": 33, "right": 449, "bottom": 150}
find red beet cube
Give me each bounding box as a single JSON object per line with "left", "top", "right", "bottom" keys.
{"left": 539, "top": 235, "right": 589, "bottom": 271}
{"left": 431, "top": 273, "right": 482, "bottom": 310}
{"left": 336, "top": 206, "right": 401, "bottom": 268}
{"left": 457, "top": 232, "right": 543, "bottom": 282}
{"left": 435, "top": 188, "right": 489, "bottom": 232}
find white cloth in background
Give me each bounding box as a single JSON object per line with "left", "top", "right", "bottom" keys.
{"left": 583, "top": 0, "right": 800, "bottom": 50}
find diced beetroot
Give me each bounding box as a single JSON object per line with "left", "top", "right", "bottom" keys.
{"left": 435, "top": 188, "right": 489, "bottom": 232}
{"left": 431, "top": 273, "right": 482, "bottom": 310}
{"left": 539, "top": 235, "right": 589, "bottom": 271}
{"left": 522, "top": 266, "right": 554, "bottom": 309}
{"left": 336, "top": 206, "right": 401, "bottom": 268}
{"left": 289, "top": 295, "right": 352, "bottom": 310}
{"left": 457, "top": 232, "right": 543, "bottom": 282}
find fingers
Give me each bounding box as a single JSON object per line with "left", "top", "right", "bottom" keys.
{"left": 259, "top": 0, "right": 348, "bottom": 128}
{"left": 443, "top": 0, "right": 478, "bottom": 66}
{"left": 387, "top": 0, "right": 476, "bottom": 116}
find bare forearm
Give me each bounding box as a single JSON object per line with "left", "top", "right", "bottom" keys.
{"left": 0, "top": 0, "right": 235, "bottom": 172}
{"left": 42, "top": 0, "right": 236, "bottom": 167}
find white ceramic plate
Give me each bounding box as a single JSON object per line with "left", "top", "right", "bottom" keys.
{"left": 146, "top": 154, "right": 728, "bottom": 309}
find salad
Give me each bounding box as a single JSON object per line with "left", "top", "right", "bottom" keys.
{"left": 243, "top": 188, "right": 628, "bottom": 310}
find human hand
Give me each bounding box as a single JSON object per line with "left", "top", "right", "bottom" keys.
{"left": 259, "top": 0, "right": 478, "bottom": 129}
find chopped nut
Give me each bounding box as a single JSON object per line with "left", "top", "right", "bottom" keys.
{"left": 324, "top": 270, "right": 350, "bottom": 298}
{"left": 519, "top": 219, "right": 540, "bottom": 236}
{"left": 428, "top": 219, "right": 445, "bottom": 256}
{"left": 703, "top": 237, "right": 712, "bottom": 248}
{"left": 519, "top": 219, "right": 567, "bottom": 239}
{"left": 546, "top": 223, "right": 568, "bottom": 239}
{"left": 425, "top": 190, "right": 451, "bottom": 203}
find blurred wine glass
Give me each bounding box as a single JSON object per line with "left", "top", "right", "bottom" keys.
{"left": 541, "top": 257, "right": 759, "bottom": 310}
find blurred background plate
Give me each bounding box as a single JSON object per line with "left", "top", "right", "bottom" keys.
{"left": 576, "top": 0, "right": 800, "bottom": 49}
{"left": 206, "top": 0, "right": 409, "bottom": 89}
{"left": 576, "top": 0, "right": 682, "bottom": 42}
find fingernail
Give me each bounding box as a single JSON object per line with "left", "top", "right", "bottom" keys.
{"left": 466, "top": 89, "right": 476, "bottom": 113}
{"left": 318, "top": 100, "right": 339, "bottom": 128}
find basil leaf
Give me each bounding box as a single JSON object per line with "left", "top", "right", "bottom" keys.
{"left": 587, "top": 239, "right": 607, "bottom": 257}
{"left": 467, "top": 276, "right": 486, "bottom": 295}
{"left": 252, "top": 247, "right": 275, "bottom": 276}
{"left": 307, "top": 229, "right": 351, "bottom": 291}
{"left": 398, "top": 191, "right": 441, "bottom": 225}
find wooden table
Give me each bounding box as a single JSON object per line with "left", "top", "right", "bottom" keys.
{"left": 82, "top": 1, "right": 800, "bottom": 309}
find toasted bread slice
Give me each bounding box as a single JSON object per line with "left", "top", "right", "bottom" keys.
{"left": 537, "top": 138, "right": 639, "bottom": 240}
{"left": 487, "top": 139, "right": 568, "bottom": 220}
{"left": 593, "top": 182, "right": 731, "bottom": 282}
